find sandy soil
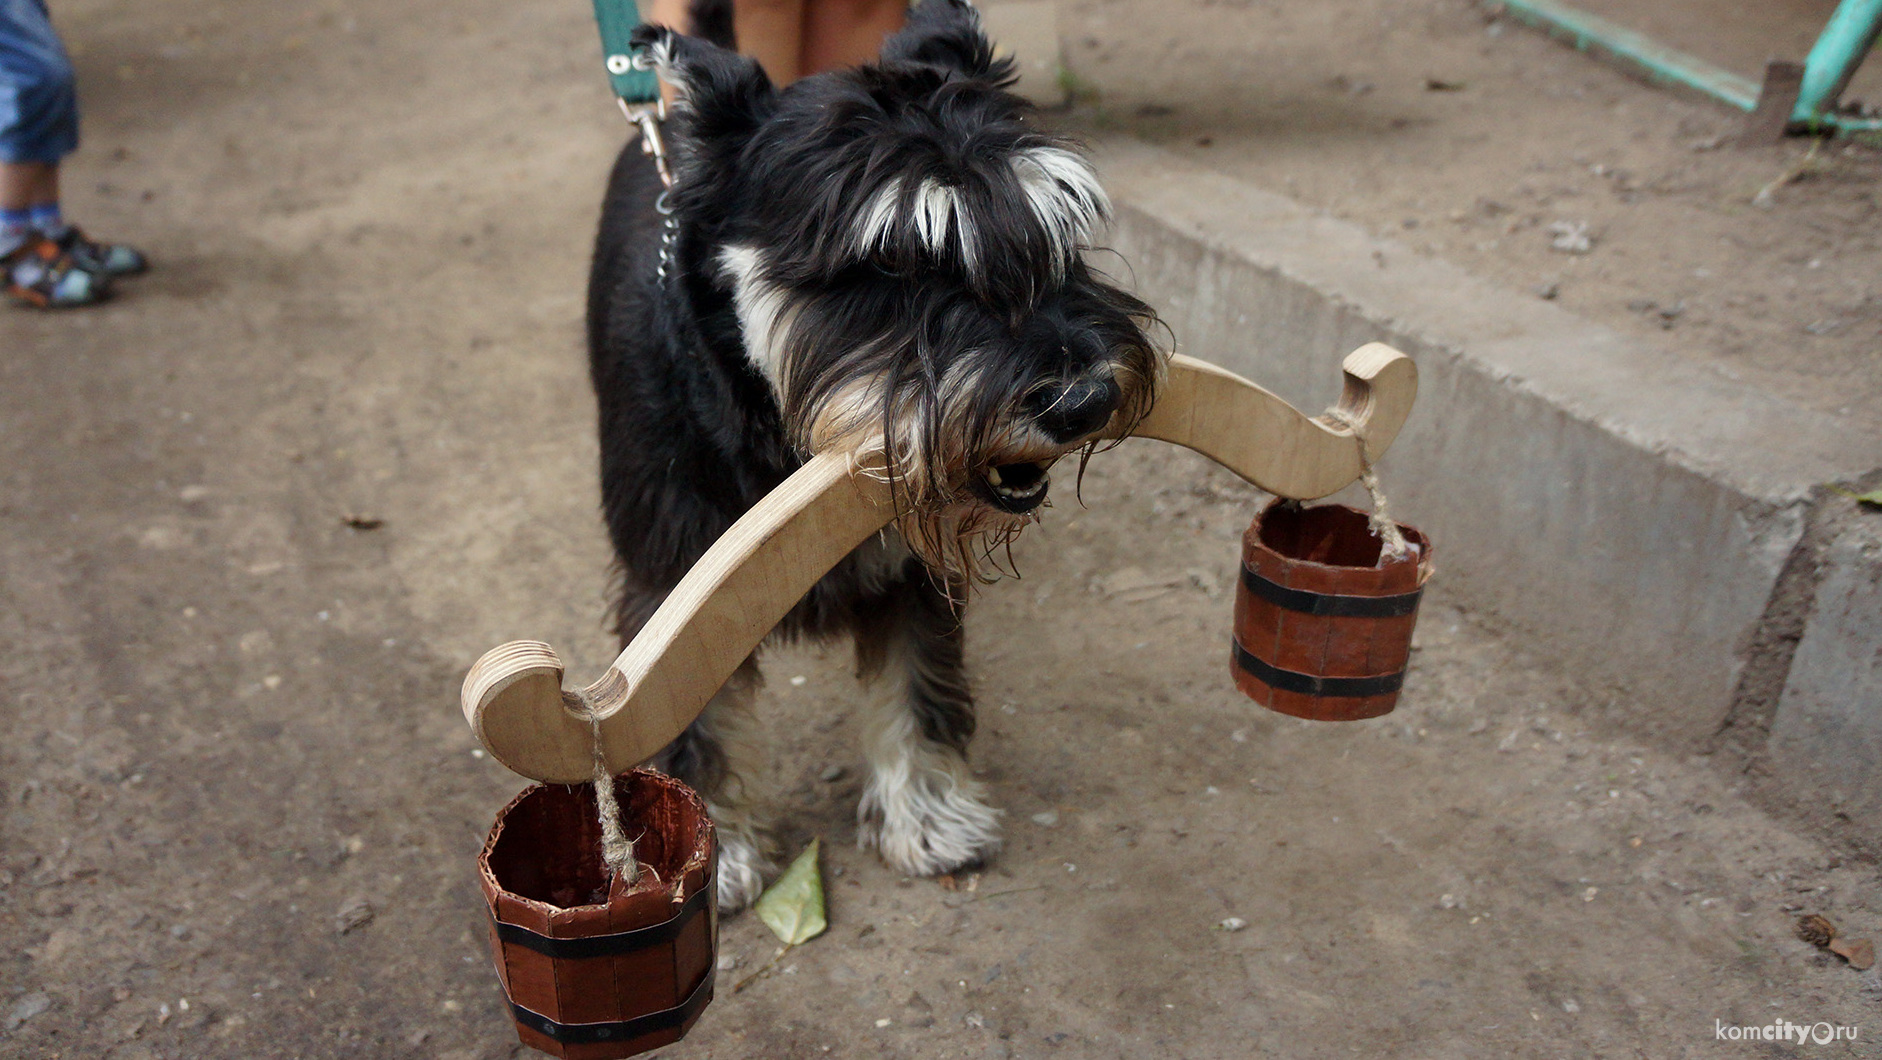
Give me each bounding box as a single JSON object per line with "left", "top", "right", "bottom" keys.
{"left": 2, "top": 1, "right": 1879, "bottom": 1058}
{"left": 1064, "top": 0, "right": 1882, "bottom": 435}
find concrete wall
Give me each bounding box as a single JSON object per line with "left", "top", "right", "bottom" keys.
{"left": 976, "top": 1, "right": 1066, "bottom": 106}
{"left": 1769, "top": 509, "right": 1882, "bottom": 849}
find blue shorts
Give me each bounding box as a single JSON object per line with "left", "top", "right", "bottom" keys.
{"left": 0, "top": 0, "right": 78, "bottom": 164}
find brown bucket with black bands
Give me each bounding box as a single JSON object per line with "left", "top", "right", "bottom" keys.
{"left": 480, "top": 769, "right": 717, "bottom": 1059}
{"left": 1232, "top": 500, "right": 1433, "bottom": 721}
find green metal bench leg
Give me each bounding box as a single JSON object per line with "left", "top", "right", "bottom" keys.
{"left": 1792, "top": 0, "right": 1882, "bottom": 130}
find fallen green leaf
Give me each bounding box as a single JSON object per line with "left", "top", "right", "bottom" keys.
{"left": 1836, "top": 487, "right": 1882, "bottom": 509}
{"left": 754, "top": 838, "right": 826, "bottom": 945}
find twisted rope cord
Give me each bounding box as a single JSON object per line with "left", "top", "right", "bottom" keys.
{"left": 1321, "top": 407, "right": 1411, "bottom": 561}
{"left": 574, "top": 691, "right": 640, "bottom": 886}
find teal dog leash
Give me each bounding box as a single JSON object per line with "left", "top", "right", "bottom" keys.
{"left": 590, "top": 0, "right": 673, "bottom": 187}
{"left": 592, "top": 0, "right": 661, "bottom": 103}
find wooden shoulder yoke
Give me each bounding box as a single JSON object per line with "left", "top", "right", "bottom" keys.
{"left": 463, "top": 344, "right": 1417, "bottom": 782}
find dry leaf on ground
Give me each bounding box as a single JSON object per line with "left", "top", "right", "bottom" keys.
{"left": 755, "top": 838, "right": 826, "bottom": 946}
{"left": 1829, "top": 937, "right": 1875, "bottom": 972}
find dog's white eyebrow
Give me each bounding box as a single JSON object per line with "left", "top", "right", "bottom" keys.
{"left": 717, "top": 244, "right": 796, "bottom": 384}
{"left": 915, "top": 178, "right": 980, "bottom": 277}
{"left": 852, "top": 177, "right": 982, "bottom": 279}
{"left": 1010, "top": 146, "right": 1109, "bottom": 272}
{"left": 854, "top": 177, "right": 904, "bottom": 255}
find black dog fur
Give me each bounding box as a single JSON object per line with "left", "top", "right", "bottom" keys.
{"left": 586, "top": 0, "right": 1159, "bottom": 908}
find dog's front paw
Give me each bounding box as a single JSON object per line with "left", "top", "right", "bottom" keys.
{"left": 713, "top": 822, "right": 773, "bottom": 912}
{"left": 858, "top": 759, "right": 1003, "bottom": 876}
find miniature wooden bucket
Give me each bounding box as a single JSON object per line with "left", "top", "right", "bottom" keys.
{"left": 479, "top": 769, "right": 716, "bottom": 1059}
{"left": 1232, "top": 500, "right": 1433, "bottom": 721}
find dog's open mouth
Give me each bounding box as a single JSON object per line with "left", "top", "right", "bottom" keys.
{"left": 975, "top": 460, "right": 1051, "bottom": 514}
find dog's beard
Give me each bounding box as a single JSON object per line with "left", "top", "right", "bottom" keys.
{"left": 792, "top": 326, "right": 1159, "bottom": 588}
{"left": 808, "top": 379, "right": 1044, "bottom": 587}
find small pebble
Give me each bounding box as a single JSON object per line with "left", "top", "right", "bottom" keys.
{"left": 1030, "top": 810, "right": 1059, "bottom": 827}
{"left": 5, "top": 992, "right": 51, "bottom": 1031}
{"left": 1547, "top": 221, "right": 1593, "bottom": 254}
{"left": 818, "top": 765, "right": 846, "bottom": 782}
{"left": 335, "top": 898, "right": 375, "bottom": 934}
{"left": 1216, "top": 917, "right": 1248, "bottom": 932}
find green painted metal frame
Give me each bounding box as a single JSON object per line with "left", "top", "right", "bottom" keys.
{"left": 1493, "top": 0, "right": 1882, "bottom": 134}
{"left": 1793, "top": 0, "right": 1882, "bottom": 129}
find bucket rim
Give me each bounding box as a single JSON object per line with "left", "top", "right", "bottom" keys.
{"left": 478, "top": 768, "right": 714, "bottom": 919}
{"left": 1247, "top": 499, "right": 1433, "bottom": 581}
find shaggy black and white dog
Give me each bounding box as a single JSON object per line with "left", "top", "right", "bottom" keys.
{"left": 587, "top": 0, "right": 1161, "bottom": 909}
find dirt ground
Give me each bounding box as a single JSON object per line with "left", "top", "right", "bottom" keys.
{"left": 1066, "top": 0, "right": 1882, "bottom": 435}
{"left": 2, "top": 1, "right": 1879, "bottom": 1058}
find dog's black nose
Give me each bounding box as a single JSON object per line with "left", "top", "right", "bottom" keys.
{"left": 1026, "top": 373, "right": 1122, "bottom": 443}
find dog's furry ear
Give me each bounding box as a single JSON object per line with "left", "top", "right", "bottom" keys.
{"left": 879, "top": 0, "right": 1012, "bottom": 82}
{"left": 631, "top": 24, "right": 773, "bottom": 136}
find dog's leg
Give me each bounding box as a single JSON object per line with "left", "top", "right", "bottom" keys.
{"left": 647, "top": 656, "right": 774, "bottom": 911}
{"left": 854, "top": 579, "right": 1002, "bottom": 876}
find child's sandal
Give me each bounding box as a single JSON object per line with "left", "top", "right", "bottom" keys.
{"left": 53, "top": 226, "right": 148, "bottom": 277}
{"left": 3, "top": 235, "right": 111, "bottom": 309}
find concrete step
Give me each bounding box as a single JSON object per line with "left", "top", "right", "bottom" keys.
{"left": 1093, "top": 136, "right": 1882, "bottom": 848}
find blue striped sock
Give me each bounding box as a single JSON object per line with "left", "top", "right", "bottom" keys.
{"left": 27, "top": 202, "right": 65, "bottom": 238}
{"left": 0, "top": 207, "right": 32, "bottom": 255}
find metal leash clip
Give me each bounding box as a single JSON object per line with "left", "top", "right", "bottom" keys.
{"left": 619, "top": 97, "right": 673, "bottom": 190}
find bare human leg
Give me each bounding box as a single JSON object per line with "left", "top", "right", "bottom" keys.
{"left": 800, "top": 0, "right": 906, "bottom": 76}
{"left": 732, "top": 0, "right": 807, "bottom": 84}
{"left": 0, "top": 160, "right": 58, "bottom": 212}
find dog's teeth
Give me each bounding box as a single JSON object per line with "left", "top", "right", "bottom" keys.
{"left": 985, "top": 464, "right": 1048, "bottom": 507}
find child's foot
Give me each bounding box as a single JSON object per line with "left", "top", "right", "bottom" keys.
{"left": 50, "top": 226, "right": 147, "bottom": 277}
{"left": 3, "top": 235, "right": 111, "bottom": 308}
